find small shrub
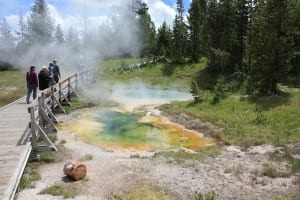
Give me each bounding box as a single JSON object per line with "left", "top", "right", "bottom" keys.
{"left": 254, "top": 107, "right": 267, "bottom": 124}
{"left": 110, "top": 186, "right": 174, "bottom": 200}
{"left": 224, "top": 164, "right": 244, "bottom": 176}
{"left": 19, "top": 167, "right": 41, "bottom": 190}
{"left": 211, "top": 78, "right": 227, "bottom": 104}
{"left": 153, "top": 147, "right": 220, "bottom": 165}
{"left": 269, "top": 147, "right": 300, "bottom": 175}
{"left": 130, "top": 154, "right": 141, "bottom": 158}
{"left": 39, "top": 151, "right": 57, "bottom": 163}
{"left": 262, "top": 163, "right": 291, "bottom": 178}
{"left": 194, "top": 191, "right": 216, "bottom": 200}
{"left": 190, "top": 78, "right": 202, "bottom": 102}
{"left": 80, "top": 154, "right": 93, "bottom": 161}
{"left": 292, "top": 159, "right": 300, "bottom": 174}
{"left": 39, "top": 185, "right": 76, "bottom": 199}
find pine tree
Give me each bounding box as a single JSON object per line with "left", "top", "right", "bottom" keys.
{"left": 188, "top": 0, "right": 208, "bottom": 62}
{"left": 0, "top": 18, "right": 15, "bottom": 48}
{"left": 27, "top": 0, "right": 54, "bottom": 45}
{"left": 16, "top": 12, "right": 27, "bottom": 46}
{"left": 204, "top": 0, "right": 247, "bottom": 75}
{"left": 205, "top": 0, "right": 229, "bottom": 73}
{"left": 135, "top": 1, "right": 156, "bottom": 57}
{"left": 55, "top": 24, "right": 64, "bottom": 44}
{"left": 234, "top": 0, "right": 251, "bottom": 72}
{"left": 248, "top": 0, "right": 294, "bottom": 95}
{"left": 66, "top": 27, "right": 80, "bottom": 53}
{"left": 16, "top": 12, "right": 29, "bottom": 56}
{"left": 172, "top": 0, "right": 188, "bottom": 63}
{"left": 289, "top": 0, "right": 300, "bottom": 73}
{"left": 156, "top": 21, "right": 172, "bottom": 57}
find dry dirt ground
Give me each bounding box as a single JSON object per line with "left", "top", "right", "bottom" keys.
{"left": 16, "top": 111, "right": 300, "bottom": 200}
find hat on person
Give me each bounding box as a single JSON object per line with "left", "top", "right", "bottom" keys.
{"left": 42, "top": 65, "right": 48, "bottom": 70}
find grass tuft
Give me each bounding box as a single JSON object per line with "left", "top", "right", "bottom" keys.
{"left": 39, "top": 184, "right": 77, "bottom": 199}
{"left": 19, "top": 164, "right": 41, "bottom": 190}
{"left": 194, "top": 191, "right": 216, "bottom": 200}
{"left": 110, "top": 186, "right": 174, "bottom": 200}
{"left": 153, "top": 146, "right": 220, "bottom": 165}
{"left": 79, "top": 154, "right": 93, "bottom": 161}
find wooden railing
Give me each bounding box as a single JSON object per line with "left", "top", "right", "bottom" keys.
{"left": 28, "top": 69, "right": 96, "bottom": 152}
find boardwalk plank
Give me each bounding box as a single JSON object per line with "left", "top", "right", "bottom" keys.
{"left": 0, "top": 71, "right": 89, "bottom": 200}
{"left": 0, "top": 97, "right": 32, "bottom": 200}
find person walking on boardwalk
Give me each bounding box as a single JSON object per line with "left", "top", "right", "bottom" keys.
{"left": 26, "top": 66, "right": 38, "bottom": 104}
{"left": 51, "top": 60, "right": 61, "bottom": 83}
{"left": 38, "top": 66, "right": 52, "bottom": 90}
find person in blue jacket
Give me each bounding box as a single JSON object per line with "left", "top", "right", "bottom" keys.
{"left": 50, "top": 60, "right": 61, "bottom": 83}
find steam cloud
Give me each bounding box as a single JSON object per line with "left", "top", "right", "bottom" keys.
{"left": 0, "top": 0, "right": 146, "bottom": 76}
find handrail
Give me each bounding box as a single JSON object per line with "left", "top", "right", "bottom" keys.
{"left": 27, "top": 69, "right": 96, "bottom": 152}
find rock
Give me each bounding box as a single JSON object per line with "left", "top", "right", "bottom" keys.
{"left": 247, "top": 144, "right": 277, "bottom": 155}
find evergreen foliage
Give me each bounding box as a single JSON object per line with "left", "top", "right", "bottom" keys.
{"left": 0, "top": 0, "right": 299, "bottom": 98}
{"left": 172, "top": 0, "right": 188, "bottom": 63}
{"left": 156, "top": 21, "right": 172, "bottom": 57}
{"left": 188, "top": 0, "right": 207, "bottom": 62}
{"left": 27, "top": 0, "right": 54, "bottom": 45}
{"left": 55, "top": 24, "right": 64, "bottom": 44}
{"left": 15, "top": 12, "right": 28, "bottom": 56}
{"left": 135, "top": 1, "right": 156, "bottom": 57}
{"left": 247, "top": 0, "right": 294, "bottom": 95}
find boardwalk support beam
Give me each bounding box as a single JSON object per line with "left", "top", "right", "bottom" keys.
{"left": 28, "top": 69, "right": 95, "bottom": 153}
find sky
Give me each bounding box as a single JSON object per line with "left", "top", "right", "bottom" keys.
{"left": 0, "top": 0, "right": 191, "bottom": 69}
{"left": 0, "top": 0, "right": 191, "bottom": 33}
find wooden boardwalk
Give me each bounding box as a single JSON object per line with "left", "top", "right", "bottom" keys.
{"left": 0, "top": 97, "right": 32, "bottom": 200}
{"left": 0, "top": 69, "right": 95, "bottom": 200}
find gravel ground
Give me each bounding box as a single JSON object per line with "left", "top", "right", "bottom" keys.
{"left": 16, "top": 111, "right": 300, "bottom": 200}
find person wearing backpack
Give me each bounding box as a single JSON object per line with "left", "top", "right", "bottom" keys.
{"left": 38, "top": 66, "right": 52, "bottom": 90}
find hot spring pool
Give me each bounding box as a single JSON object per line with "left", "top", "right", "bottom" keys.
{"left": 60, "top": 87, "right": 214, "bottom": 151}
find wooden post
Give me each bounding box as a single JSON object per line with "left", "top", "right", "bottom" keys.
{"left": 59, "top": 83, "right": 62, "bottom": 104}
{"left": 68, "top": 77, "right": 71, "bottom": 101}
{"left": 38, "top": 97, "right": 44, "bottom": 128}
{"left": 41, "top": 92, "right": 46, "bottom": 127}
{"left": 75, "top": 73, "right": 78, "bottom": 92}
{"left": 30, "top": 106, "right": 37, "bottom": 149}
{"left": 41, "top": 92, "right": 45, "bottom": 108}
{"left": 51, "top": 87, "right": 55, "bottom": 112}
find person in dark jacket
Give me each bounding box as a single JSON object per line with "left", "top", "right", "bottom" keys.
{"left": 26, "top": 66, "right": 38, "bottom": 104}
{"left": 38, "top": 66, "right": 52, "bottom": 90}
{"left": 51, "top": 60, "right": 61, "bottom": 83}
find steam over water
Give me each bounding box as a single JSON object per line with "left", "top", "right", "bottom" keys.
{"left": 110, "top": 87, "right": 193, "bottom": 111}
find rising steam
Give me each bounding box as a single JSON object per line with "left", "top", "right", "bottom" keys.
{"left": 0, "top": 0, "right": 144, "bottom": 75}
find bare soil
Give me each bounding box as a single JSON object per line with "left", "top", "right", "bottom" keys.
{"left": 16, "top": 111, "right": 300, "bottom": 200}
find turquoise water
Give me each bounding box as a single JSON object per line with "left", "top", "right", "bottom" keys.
{"left": 92, "top": 109, "right": 171, "bottom": 149}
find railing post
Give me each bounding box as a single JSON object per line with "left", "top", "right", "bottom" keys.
{"left": 75, "top": 73, "right": 78, "bottom": 92}
{"left": 38, "top": 96, "right": 44, "bottom": 128}
{"left": 59, "top": 83, "right": 62, "bottom": 104}
{"left": 68, "top": 77, "right": 71, "bottom": 101}
{"left": 51, "top": 87, "right": 55, "bottom": 111}
{"left": 41, "top": 92, "right": 45, "bottom": 106}
{"left": 30, "top": 106, "right": 37, "bottom": 149}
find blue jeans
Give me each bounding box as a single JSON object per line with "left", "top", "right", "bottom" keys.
{"left": 26, "top": 84, "right": 37, "bottom": 103}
